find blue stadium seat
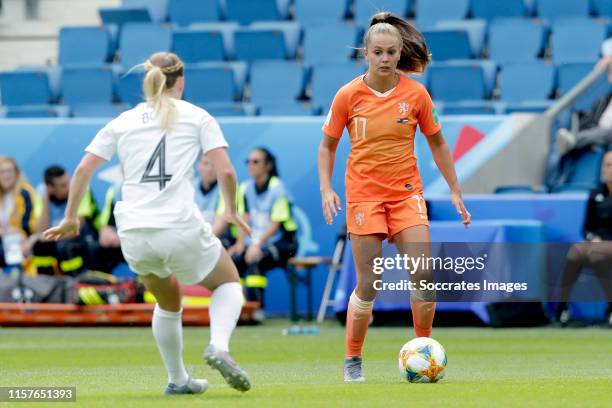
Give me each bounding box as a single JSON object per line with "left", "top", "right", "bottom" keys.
{"left": 502, "top": 100, "right": 554, "bottom": 113}
{"left": 197, "top": 102, "right": 254, "bottom": 116}
{"left": 441, "top": 101, "right": 500, "bottom": 115}
{"left": 470, "top": 0, "right": 527, "bottom": 20}
{"left": 0, "top": 69, "right": 52, "bottom": 106}
{"left": 488, "top": 18, "right": 546, "bottom": 63}
{"left": 494, "top": 185, "right": 538, "bottom": 194}
{"left": 536, "top": 0, "right": 590, "bottom": 21}
{"left": 59, "top": 27, "right": 113, "bottom": 65}
{"left": 593, "top": 0, "right": 612, "bottom": 17}
{"left": 557, "top": 62, "right": 596, "bottom": 96}
{"left": 426, "top": 20, "right": 486, "bottom": 58}
{"left": 99, "top": 7, "right": 152, "bottom": 25}
{"left": 187, "top": 23, "right": 239, "bottom": 59}
{"left": 116, "top": 68, "right": 144, "bottom": 106}
{"left": 310, "top": 62, "right": 366, "bottom": 108}
{"left": 423, "top": 20, "right": 485, "bottom": 60}
{"left": 423, "top": 29, "right": 471, "bottom": 61}
{"left": 122, "top": 0, "right": 168, "bottom": 22}
{"left": 415, "top": 0, "right": 469, "bottom": 27}
{"left": 71, "top": 103, "right": 127, "bottom": 118}
{"left": 499, "top": 61, "right": 555, "bottom": 102}
{"left": 2, "top": 105, "right": 69, "bottom": 118}
{"left": 556, "top": 61, "right": 610, "bottom": 111}
{"left": 225, "top": 0, "right": 290, "bottom": 25}
{"left": 234, "top": 22, "right": 300, "bottom": 61}
{"left": 353, "top": 0, "right": 412, "bottom": 28}
{"left": 119, "top": 23, "right": 172, "bottom": 68}
{"left": 183, "top": 62, "right": 247, "bottom": 103}
{"left": 428, "top": 61, "right": 496, "bottom": 102}
{"left": 553, "top": 145, "right": 606, "bottom": 192}
{"left": 258, "top": 101, "right": 317, "bottom": 116}
{"left": 173, "top": 29, "right": 225, "bottom": 62}
{"left": 303, "top": 24, "right": 358, "bottom": 65}
{"left": 294, "top": 0, "right": 348, "bottom": 26}
{"left": 249, "top": 61, "right": 306, "bottom": 104}
{"left": 551, "top": 18, "right": 607, "bottom": 64}
{"left": 61, "top": 66, "right": 114, "bottom": 106}
{"left": 168, "top": 0, "right": 221, "bottom": 26}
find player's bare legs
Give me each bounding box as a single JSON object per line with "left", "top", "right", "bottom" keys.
{"left": 140, "top": 274, "right": 208, "bottom": 395}
{"left": 199, "top": 248, "right": 251, "bottom": 392}
{"left": 344, "top": 233, "right": 384, "bottom": 382}
{"left": 393, "top": 225, "right": 436, "bottom": 338}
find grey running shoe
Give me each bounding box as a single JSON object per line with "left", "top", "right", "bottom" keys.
{"left": 344, "top": 356, "right": 365, "bottom": 382}
{"left": 164, "top": 377, "right": 208, "bottom": 395}
{"left": 204, "top": 344, "right": 251, "bottom": 392}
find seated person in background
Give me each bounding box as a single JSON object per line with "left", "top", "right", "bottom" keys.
{"left": 556, "top": 150, "right": 612, "bottom": 325}
{"left": 0, "top": 156, "right": 36, "bottom": 273}
{"left": 556, "top": 94, "right": 612, "bottom": 154}
{"left": 229, "top": 147, "right": 298, "bottom": 309}
{"left": 556, "top": 41, "right": 612, "bottom": 154}
{"left": 32, "top": 165, "right": 99, "bottom": 276}
{"left": 195, "top": 154, "right": 236, "bottom": 248}
{"left": 88, "top": 183, "right": 125, "bottom": 273}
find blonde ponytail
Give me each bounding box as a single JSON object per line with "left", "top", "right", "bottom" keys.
{"left": 141, "top": 52, "right": 184, "bottom": 133}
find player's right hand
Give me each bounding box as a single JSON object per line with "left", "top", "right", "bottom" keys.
{"left": 42, "top": 217, "right": 80, "bottom": 241}
{"left": 226, "top": 212, "right": 252, "bottom": 238}
{"left": 321, "top": 188, "right": 342, "bottom": 225}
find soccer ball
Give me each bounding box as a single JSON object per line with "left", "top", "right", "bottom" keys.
{"left": 398, "top": 337, "right": 447, "bottom": 383}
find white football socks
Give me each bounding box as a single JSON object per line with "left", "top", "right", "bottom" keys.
{"left": 152, "top": 304, "right": 189, "bottom": 386}
{"left": 209, "top": 282, "right": 243, "bottom": 352}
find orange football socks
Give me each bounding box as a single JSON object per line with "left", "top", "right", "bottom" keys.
{"left": 411, "top": 300, "right": 436, "bottom": 338}
{"left": 345, "top": 290, "right": 374, "bottom": 358}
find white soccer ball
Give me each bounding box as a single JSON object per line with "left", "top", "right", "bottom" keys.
{"left": 398, "top": 337, "right": 447, "bottom": 383}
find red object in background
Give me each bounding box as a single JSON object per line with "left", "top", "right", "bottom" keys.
{"left": 182, "top": 284, "right": 212, "bottom": 298}
{"left": 453, "top": 125, "right": 485, "bottom": 161}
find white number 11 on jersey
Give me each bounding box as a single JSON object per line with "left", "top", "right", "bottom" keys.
{"left": 353, "top": 117, "right": 367, "bottom": 140}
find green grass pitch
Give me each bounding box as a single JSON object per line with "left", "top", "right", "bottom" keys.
{"left": 1, "top": 321, "right": 611, "bottom": 407}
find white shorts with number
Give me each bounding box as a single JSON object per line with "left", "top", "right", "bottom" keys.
{"left": 118, "top": 223, "right": 222, "bottom": 285}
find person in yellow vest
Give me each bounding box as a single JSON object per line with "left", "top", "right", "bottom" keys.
{"left": 229, "top": 147, "right": 299, "bottom": 311}
{"left": 87, "top": 182, "right": 125, "bottom": 273}
{"left": 0, "top": 156, "right": 36, "bottom": 274}
{"left": 32, "top": 165, "right": 99, "bottom": 276}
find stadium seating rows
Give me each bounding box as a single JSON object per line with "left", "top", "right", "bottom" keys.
{"left": 2, "top": 60, "right": 604, "bottom": 117}
{"left": 2, "top": 0, "right": 612, "bottom": 117}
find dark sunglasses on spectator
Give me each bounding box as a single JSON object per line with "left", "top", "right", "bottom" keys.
{"left": 245, "top": 159, "right": 261, "bottom": 165}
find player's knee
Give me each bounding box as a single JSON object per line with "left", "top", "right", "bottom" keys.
{"left": 567, "top": 243, "right": 587, "bottom": 263}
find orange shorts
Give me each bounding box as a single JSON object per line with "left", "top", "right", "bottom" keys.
{"left": 346, "top": 195, "right": 429, "bottom": 241}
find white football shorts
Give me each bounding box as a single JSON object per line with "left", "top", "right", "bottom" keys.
{"left": 118, "top": 223, "right": 222, "bottom": 285}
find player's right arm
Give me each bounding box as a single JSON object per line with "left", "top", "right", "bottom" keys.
{"left": 206, "top": 147, "right": 251, "bottom": 238}
{"left": 318, "top": 88, "right": 349, "bottom": 225}
{"left": 318, "top": 136, "right": 342, "bottom": 225}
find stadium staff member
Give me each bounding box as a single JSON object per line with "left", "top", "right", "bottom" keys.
{"left": 229, "top": 147, "right": 298, "bottom": 312}
{"left": 32, "top": 165, "right": 99, "bottom": 275}
{"left": 0, "top": 156, "right": 36, "bottom": 273}
{"left": 556, "top": 149, "right": 612, "bottom": 325}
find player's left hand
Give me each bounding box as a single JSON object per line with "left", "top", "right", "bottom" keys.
{"left": 451, "top": 191, "right": 471, "bottom": 229}
{"left": 42, "top": 217, "right": 80, "bottom": 241}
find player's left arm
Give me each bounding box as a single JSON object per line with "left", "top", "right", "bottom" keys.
{"left": 426, "top": 131, "right": 471, "bottom": 228}
{"left": 43, "top": 153, "right": 107, "bottom": 241}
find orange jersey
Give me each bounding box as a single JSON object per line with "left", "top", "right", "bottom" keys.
{"left": 322, "top": 74, "right": 441, "bottom": 203}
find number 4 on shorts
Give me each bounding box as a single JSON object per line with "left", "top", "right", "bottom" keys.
{"left": 141, "top": 135, "right": 173, "bottom": 190}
